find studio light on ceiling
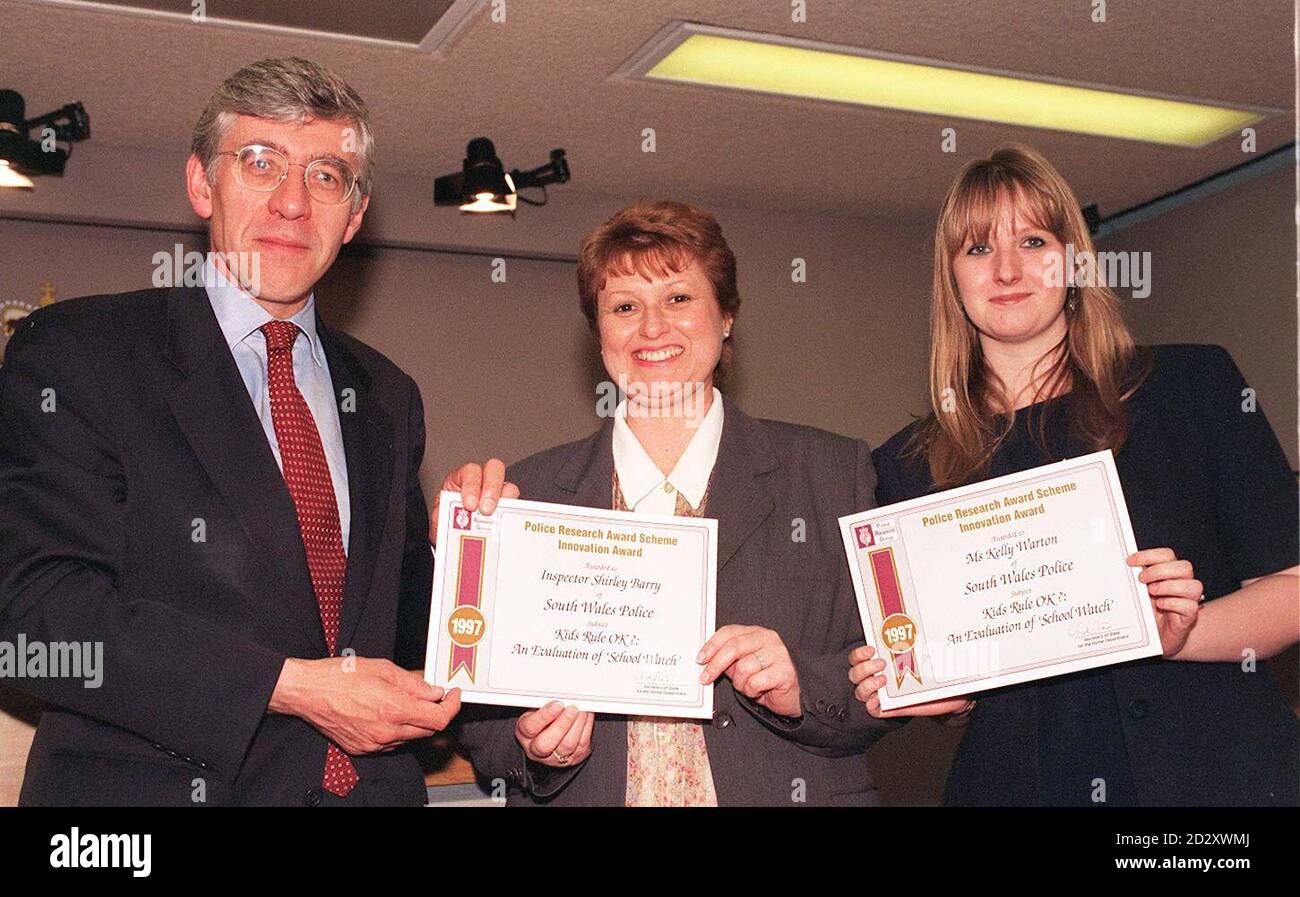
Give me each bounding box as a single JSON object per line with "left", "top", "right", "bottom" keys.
{"left": 0, "top": 160, "right": 34, "bottom": 189}
{"left": 0, "top": 89, "right": 90, "bottom": 188}
{"left": 616, "top": 22, "right": 1272, "bottom": 148}
{"left": 434, "top": 137, "right": 571, "bottom": 215}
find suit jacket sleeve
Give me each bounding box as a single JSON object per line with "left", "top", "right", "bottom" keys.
{"left": 0, "top": 312, "right": 287, "bottom": 781}
{"left": 735, "top": 437, "right": 906, "bottom": 755}
{"left": 394, "top": 379, "right": 434, "bottom": 670}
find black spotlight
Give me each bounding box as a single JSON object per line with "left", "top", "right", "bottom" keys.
{"left": 434, "top": 137, "right": 570, "bottom": 214}
{"left": 0, "top": 90, "right": 90, "bottom": 188}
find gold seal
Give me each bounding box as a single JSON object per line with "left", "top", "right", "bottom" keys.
{"left": 880, "top": 613, "right": 917, "bottom": 655}
{"left": 447, "top": 605, "right": 487, "bottom": 648}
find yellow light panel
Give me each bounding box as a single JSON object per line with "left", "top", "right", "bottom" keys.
{"left": 646, "top": 33, "right": 1261, "bottom": 147}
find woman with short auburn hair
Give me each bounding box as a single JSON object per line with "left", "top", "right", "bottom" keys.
{"left": 452, "top": 199, "right": 898, "bottom": 806}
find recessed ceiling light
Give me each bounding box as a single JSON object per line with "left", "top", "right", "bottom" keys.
{"left": 616, "top": 22, "right": 1273, "bottom": 148}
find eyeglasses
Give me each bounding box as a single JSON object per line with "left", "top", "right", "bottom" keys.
{"left": 217, "top": 144, "right": 359, "bottom": 205}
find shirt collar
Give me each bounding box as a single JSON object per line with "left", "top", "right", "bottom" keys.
{"left": 202, "top": 257, "right": 324, "bottom": 367}
{"left": 612, "top": 387, "right": 724, "bottom": 511}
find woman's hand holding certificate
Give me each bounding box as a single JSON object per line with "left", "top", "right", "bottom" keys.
{"left": 698, "top": 625, "right": 802, "bottom": 718}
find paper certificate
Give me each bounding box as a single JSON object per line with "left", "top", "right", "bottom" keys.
{"left": 839, "top": 450, "right": 1160, "bottom": 710}
{"left": 425, "top": 491, "right": 717, "bottom": 718}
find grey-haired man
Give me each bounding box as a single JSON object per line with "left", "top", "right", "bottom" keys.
{"left": 0, "top": 57, "right": 457, "bottom": 806}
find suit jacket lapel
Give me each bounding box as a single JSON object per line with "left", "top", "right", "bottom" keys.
{"left": 318, "top": 319, "right": 394, "bottom": 651}
{"left": 161, "top": 286, "right": 327, "bottom": 654}
{"left": 706, "top": 396, "right": 778, "bottom": 572}
{"left": 553, "top": 416, "right": 616, "bottom": 509}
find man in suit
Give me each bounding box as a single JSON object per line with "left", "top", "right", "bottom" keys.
{"left": 0, "top": 57, "right": 458, "bottom": 806}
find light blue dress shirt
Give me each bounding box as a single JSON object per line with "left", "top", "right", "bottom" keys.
{"left": 202, "top": 259, "right": 351, "bottom": 555}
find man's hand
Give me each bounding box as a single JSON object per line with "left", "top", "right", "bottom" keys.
{"left": 269, "top": 657, "right": 461, "bottom": 755}
{"left": 430, "top": 458, "right": 520, "bottom": 542}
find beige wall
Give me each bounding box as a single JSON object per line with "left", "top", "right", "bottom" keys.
{"left": 1, "top": 153, "right": 1293, "bottom": 807}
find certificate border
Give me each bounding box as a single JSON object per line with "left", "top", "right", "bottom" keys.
{"left": 839, "top": 450, "right": 1161, "bottom": 710}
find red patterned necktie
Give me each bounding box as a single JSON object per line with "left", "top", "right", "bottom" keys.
{"left": 261, "top": 319, "right": 358, "bottom": 798}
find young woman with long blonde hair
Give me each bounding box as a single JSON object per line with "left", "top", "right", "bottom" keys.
{"left": 851, "top": 144, "right": 1298, "bottom": 806}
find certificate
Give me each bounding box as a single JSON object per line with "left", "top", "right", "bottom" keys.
{"left": 839, "top": 450, "right": 1160, "bottom": 710}
{"left": 425, "top": 491, "right": 717, "bottom": 718}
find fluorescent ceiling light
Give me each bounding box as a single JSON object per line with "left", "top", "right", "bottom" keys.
{"left": 0, "top": 160, "right": 35, "bottom": 189}
{"left": 618, "top": 23, "right": 1272, "bottom": 148}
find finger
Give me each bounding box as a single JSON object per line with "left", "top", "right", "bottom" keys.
{"left": 530, "top": 706, "right": 580, "bottom": 758}
{"left": 453, "top": 463, "right": 484, "bottom": 511}
{"left": 848, "top": 658, "right": 887, "bottom": 685}
{"left": 865, "top": 693, "right": 882, "bottom": 716}
{"left": 852, "top": 676, "right": 883, "bottom": 707}
{"left": 855, "top": 674, "right": 886, "bottom": 704}
{"left": 397, "top": 695, "right": 456, "bottom": 731}
{"left": 727, "top": 653, "right": 765, "bottom": 693}
{"left": 369, "top": 717, "right": 444, "bottom": 748}
{"left": 480, "top": 458, "right": 507, "bottom": 515}
{"left": 1147, "top": 578, "right": 1203, "bottom": 600}
{"left": 430, "top": 688, "right": 462, "bottom": 728}
{"left": 700, "top": 632, "right": 765, "bottom": 684}
{"left": 697, "top": 625, "right": 752, "bottom": 664}
{"left": 1128, "top": 547, "right": 1177, "bottom": 567}
{"left": 516, "top": 701, "right": 565, "bottom": 739}
{"left": 1137, "top": 559, "right": 1194, "bottom": 583}
{"left": 391, "top": 692, "right": 461, "bottom": 739}
{"left": 502, "top": 481, "right": 521, "bottom": 501}
{"left": 1154, "top": 596, "right": 1201, "bottom": 623}
{"left": 390, "top": 669, "right": 444, "bottom": 700}
{"left": 552, "top": 707, "right": 587, "bottom": 759}
{"left": 742, "top": 663, "right": 793, "bottom": 699}
{"left": 849, "top": 645, "right": 876, "bottom": 665}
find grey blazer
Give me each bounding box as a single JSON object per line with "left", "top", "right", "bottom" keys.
{"left": 453, "top": 395, "right": 900, "bottom": 806}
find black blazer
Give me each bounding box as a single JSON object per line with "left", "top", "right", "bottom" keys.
{"left": 873, "top": 345, "right": 1299, "bottom": 807}
{"left": 0, "top": 287, "right": 433, "bottom": 806}
{"left": 454, "top": 396, "right": 900, "bottom": 806}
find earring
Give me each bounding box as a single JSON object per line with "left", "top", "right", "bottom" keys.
{"left": 723, "top": 330, "right": 731, "bottom": 339}
{"left": 1065, "top": 286, "right": 1079, "bottom": 313}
